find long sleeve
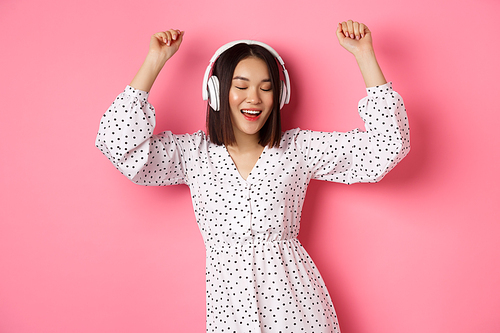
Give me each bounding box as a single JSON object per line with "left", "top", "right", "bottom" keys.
{"left": 95, "top": 85, "right": 197, "bottom": 186}
{"left": 296, "top": 81, "right": 410, "bottom": 184}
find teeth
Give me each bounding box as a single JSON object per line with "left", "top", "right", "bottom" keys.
{"left": 241, "top": 110, "right": 261, "bottom": 115}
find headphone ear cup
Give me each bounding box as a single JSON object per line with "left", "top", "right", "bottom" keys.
{"left": 279, "top": 80, "right": 287, "bottom": 110}
{"left": 207, "top": 76, "right": 220, "bottom": 111}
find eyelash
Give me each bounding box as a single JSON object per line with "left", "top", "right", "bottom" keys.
{"left": 235, "top": 87, "right": 272, "bottom": 92}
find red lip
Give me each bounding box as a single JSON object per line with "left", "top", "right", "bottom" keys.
{"left": 243, "top": 114, "right": 260, "bottom": 121}
{"left": 241, "top": 109, "right": 262, "bottom": 121}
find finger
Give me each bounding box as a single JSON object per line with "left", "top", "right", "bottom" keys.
{"left": 155, "top": 31, "right": 170, "bottom": 45}
{"left": 341, "top": 21, "right": 349, "bottom": 37}
{"left": 353, "top": 21, "right": 361, "bottom": 40}
{"left": 170, "top": 29, "right": 181, "bottom": 41}
{"left": 336, "top": 23, "right": 346, "bottom": 42}
{"left": 178, "top": 30, "right": 185, "bottom": 43}
{"left": 361, "top": 23, "right": 370, "bottom": 38}
{"left": 153, "top": 31, "right": 166, "bottom": 44}
{"left": 173, "top": 30, "right": 185, "bottom": 47}
{"left": 165, "top": 30, "right": 173, "bottom": 45}
{"left": 346, "top": 20, "right": 354, "bottom": 39}
{"left": 359, "top": 23, "right": 366, "bottom": 38}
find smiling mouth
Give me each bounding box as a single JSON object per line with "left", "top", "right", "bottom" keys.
{"left": 241, "top": 109, "right": 262, "bottom": 117}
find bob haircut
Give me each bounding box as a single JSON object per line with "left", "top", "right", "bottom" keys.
{"left": 206, "top": 43, "right": 282, "bottom": 148}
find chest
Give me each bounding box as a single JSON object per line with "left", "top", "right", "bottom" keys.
{"left": 190, "top": 145, "right": 311, "bottom": 212}
{"left": 225, "top": 146, "right": 264, "bottom": 181}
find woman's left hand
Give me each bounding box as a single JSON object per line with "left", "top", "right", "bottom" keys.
{"left": 336, "top": 20, "right": 374, "bottom": 56}
{"left": 336, "top": 20, "right": 386, "bottom": 88}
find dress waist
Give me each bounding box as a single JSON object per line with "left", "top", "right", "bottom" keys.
{"left": 205, "top": 236, "right": 299, "bottom": 255}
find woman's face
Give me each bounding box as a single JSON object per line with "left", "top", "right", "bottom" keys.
{"left": 229, "top": 57, "right": 274, "bottom": 142}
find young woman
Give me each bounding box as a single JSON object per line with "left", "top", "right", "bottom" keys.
{"left": 96, "top": 20, "right": 410, "bottom": 333}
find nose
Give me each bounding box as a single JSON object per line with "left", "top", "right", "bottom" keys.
{"left": 246, "top": 88, "right": 261, "bottom": 104}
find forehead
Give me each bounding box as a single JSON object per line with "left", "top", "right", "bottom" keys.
{"left": 233, "top": 57, "right": 269, "bottom": 79}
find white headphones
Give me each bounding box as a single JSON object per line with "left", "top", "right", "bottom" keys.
{"left": 202, "top": 40, "right": 291, "bottom": 111}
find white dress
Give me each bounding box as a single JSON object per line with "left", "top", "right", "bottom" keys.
{"left": 96, "top": 82, "right": 410, "bottom": 333}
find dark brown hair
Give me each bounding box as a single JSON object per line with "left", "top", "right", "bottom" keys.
{"left": 206, "top": 43, "right": 282, "bottom": 148}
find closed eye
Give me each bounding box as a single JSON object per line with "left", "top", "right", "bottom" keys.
{"left": 233, "top": 84, "right": 271, "bottom": 91}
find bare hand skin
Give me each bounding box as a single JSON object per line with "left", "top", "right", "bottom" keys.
{"left": 336, "top": 20, "right": 386, "bottom": 88}
{"left": 148, "top": 29, "right": 184, "bottom": 62}
{"left": 130, "top": 29, "right": 184, "bottom": 92}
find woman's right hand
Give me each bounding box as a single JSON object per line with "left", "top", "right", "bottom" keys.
{"left": 149, "top": 29, "right": 184, "bottom": 62}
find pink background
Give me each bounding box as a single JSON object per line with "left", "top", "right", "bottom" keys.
{"left": 1, "top": 0, "right": 499, "bottom": 332}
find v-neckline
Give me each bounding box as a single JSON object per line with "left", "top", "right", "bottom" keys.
{"left": 224, "top": 145, "right": 267, "bottom": 182}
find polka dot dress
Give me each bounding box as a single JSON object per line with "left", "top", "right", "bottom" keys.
{"left": 96, "top": 82, "right": 410, "bottom": 332}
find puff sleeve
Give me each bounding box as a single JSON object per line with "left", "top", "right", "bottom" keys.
{"left": 296, "top": 82, "right": 410, "bottom": 184}
{"left": 95, "top": 86, "right": 196, "bottom": 186}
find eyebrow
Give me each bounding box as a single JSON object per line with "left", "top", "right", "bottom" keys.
{"left": 232, "top": 76, "right": 271, "bottom": 82}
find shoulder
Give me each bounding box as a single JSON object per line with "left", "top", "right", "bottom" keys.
{"left": 280, "top": 128, "right": 322, "bottom": 148}
{"left": 281, "top": 128, "right": 349, "bottom": 153}
{"left": 157, "top": 130, "right": 209, "bottom": 149}
{"left": 278, "top": 128, "right": 319, "bottom": 154}
{"left": 280, "top": 128, "right": 301, "bottom": 144}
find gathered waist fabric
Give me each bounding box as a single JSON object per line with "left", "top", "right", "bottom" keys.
{"left": 206, "top": 236, "right": 299, "bottom": 254}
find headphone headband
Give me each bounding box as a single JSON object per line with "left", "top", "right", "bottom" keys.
{"left": 202, "top": 40, "right": 291, "bottom": 108}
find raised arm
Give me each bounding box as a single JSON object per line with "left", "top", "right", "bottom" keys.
{"left": 96, "top": 29, "right": 197, "bottom": 186}
{"left": 336, "top": 20, "right": 386, "bottom": 88}
{"left": 295, "top": 22, "right": 409, "bottom": 184}
{"left": 130, "top": 29, "right": 184, "bottom": 92}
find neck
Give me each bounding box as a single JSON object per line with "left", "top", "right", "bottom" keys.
{"left": 228, "top": 130, "right": 263, "bottom": 153}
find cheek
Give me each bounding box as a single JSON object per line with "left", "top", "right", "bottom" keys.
{"left": 229, "top": 97, "right": 239, "bottom": 113}
{"left": 264, "top": 93, "right": 274, "bottom": 109}
{"left": 229, "top": 89, "right": 244, "bottom": 106}
{"left": 229, "top": 93, "right": 238, "bottom": 106}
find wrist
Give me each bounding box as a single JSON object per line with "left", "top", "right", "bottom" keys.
{"left": 129, "top": 52, "right": 167, "bottom": 92}
{"left": 144, "top": 51, "right": 169, "bottom": 73}
{"left": 354, "top": 48, "right": 376, "bottom": 63}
